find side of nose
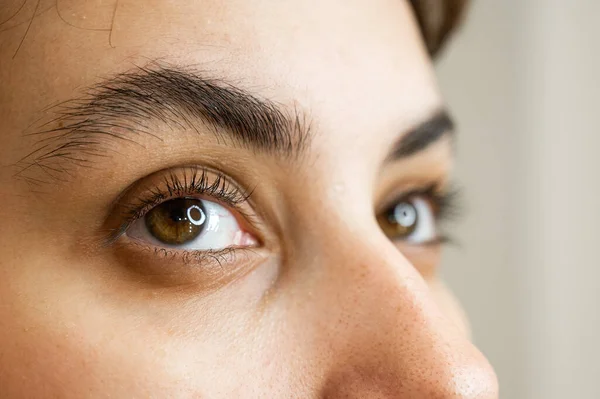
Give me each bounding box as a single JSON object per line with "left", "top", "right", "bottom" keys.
{"left": 310, "top": 239, "right": 499, "bottom": 398}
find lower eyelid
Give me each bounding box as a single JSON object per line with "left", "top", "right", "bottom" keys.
{"left": 110, "top": 239, "right": 266, "bottom": 291}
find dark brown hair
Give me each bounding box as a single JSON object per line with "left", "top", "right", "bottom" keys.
{"left": 409, "top": 0, "right": 469, "bottom": 57}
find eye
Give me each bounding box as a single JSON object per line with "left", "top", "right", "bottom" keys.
{"left": 126, "top": 197, "right": 257, "bottom": 250}
{"left": 377, "top": 196, "right": 437, "bottom": 244}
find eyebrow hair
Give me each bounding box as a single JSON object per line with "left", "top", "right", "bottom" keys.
{"left": 16, "top": 65, "right": 311, "bottom": 183}
{"left": 387, "top": 111, "right": 454, "bottom": 161}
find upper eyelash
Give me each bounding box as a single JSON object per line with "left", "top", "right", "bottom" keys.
{"left": 384, "top": 184, "right": 462, "bottom": 221}
{"left": 163, "top": 168, "right": 251, "bottom": 205}
{"left": 110, "top": 166, "right": 253, "bottom": 241}
{"left": 381, "top": 184, "right": 463, "bottom": 246}
{"left": 108, "top": 168, "right": 461, "bottom": 249}
{"left": 425, "top": 184, "right": 462, "bottom": 221}
{"left": 424, "top": 184, "right": 463, "bottom": 244}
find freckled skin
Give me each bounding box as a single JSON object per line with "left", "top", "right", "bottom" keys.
{"left": 0, "top": 0, "right": 498, "bottom": 398}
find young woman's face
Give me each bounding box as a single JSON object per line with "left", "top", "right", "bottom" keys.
{"left": 0, "top": 0, "right": 498, "bottom": 397}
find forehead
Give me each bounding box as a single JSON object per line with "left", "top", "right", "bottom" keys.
{"left": 1, "top": 0, "right": 441, "bottom": 156}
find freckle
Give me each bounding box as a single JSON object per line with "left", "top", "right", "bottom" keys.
{"left": 58, "top": 121, "right": 64, "bottom": 128}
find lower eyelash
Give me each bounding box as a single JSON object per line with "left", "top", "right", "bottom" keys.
{"left": 153, "top": 246, "right": 238, "bottom": 267}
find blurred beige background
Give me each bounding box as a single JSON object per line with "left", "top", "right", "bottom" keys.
{"left": 436, "top": 1, "right": 600, "bottom": 398}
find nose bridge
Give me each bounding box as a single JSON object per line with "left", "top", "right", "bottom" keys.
{"left": 312, "top": 236, "right": 498, "bottom": 398}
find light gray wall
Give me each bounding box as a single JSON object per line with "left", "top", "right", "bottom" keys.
{"left": 436, "top": 1, "right": 600, "bottom": 398}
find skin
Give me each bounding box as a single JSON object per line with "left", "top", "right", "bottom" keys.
{"left": 0, "top": 0, "right": 498, "bottom": 397}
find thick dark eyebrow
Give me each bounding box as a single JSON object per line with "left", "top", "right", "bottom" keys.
{"left": 16, "top": 65, "right": 311, "bottom": 182}
{"left": 387, "top": 111, "right": 454, "bottom": 161}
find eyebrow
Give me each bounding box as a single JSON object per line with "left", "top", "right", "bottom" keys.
{"left": 16, "top": 65, "right": 450, "bottom": 184}
{"left": 17, "top": 65, "right": 311, "bottom": 182}
{"left": 387, "top": 111, "right": 454, "bottom": 161}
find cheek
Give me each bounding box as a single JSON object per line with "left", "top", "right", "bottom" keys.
{"left": 0, "top": 264, "right": 204, "bottom": 398}
{"left": 0, "top": 254, "right": 287, "bottom": 398}
{"left": 0, "top": 298, "right": 183, "bottom": 397}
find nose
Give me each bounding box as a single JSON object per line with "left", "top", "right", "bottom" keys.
{"left": 305, "top": 236, "right": 499, "bottom": 398}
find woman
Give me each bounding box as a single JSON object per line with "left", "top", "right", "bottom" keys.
{"left": 0, "top": 0, "right": 498, "bottom": 397}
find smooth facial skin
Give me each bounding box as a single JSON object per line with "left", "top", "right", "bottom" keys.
{"left": 0, "top": 0, "right": 498, "bottom": 397}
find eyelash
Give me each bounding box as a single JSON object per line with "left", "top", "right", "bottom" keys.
{"left": 112, "top": 166, "right": 254, "bottom": 240}
{"left": 383, "top": 184, "right": 462, "bottom": 244}
{"left": 109, "top": 167, "right": 461, "bottom": 252}
{"left": 423, "top": 184, "right": 461, "bottom": 221}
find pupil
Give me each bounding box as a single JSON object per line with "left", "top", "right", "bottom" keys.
{"left": 169, "top": 207, "right": 187, "bottom": 223}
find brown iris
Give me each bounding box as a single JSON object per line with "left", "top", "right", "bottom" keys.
{"left": 145, "top": 198, "right": 207, "bottom": 245}
{"left": 377, "top": 200, "right": 418, "bottom": 239}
